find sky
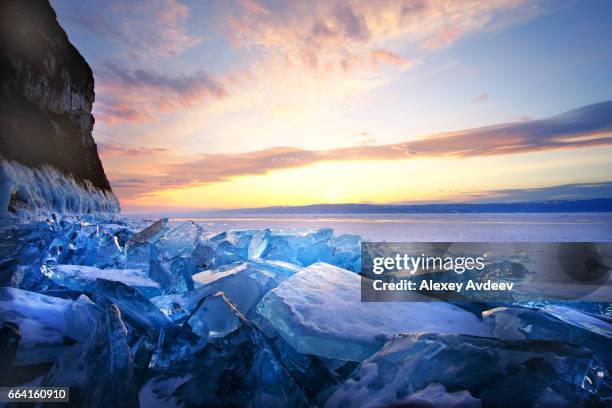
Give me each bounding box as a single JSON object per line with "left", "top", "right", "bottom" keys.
{"left": 50, "top": 0, "right": 612, "bottom": 213}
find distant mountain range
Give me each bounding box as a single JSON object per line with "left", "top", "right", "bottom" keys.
{"left": 203, "top": 198, "right": 612, "bottom": 215}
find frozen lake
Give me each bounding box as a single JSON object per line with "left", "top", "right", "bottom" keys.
{"left": 167, "top": 213, "right": 612, "bottom": 242}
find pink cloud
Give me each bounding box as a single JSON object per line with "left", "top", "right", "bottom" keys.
{"left": 98, "top": 141, "right": 170, "bottom": 157}
{"left": 223, "top": 0, "right": 531, "bottom": 75}
{"left": 370, "top": 50, "right": 410, "bottom": 67}
{"left": 95, "top": 64, "right": 227, "bottom": 124}
{"left": 113, "top": 101, "right": 612, "bottom": 199}
{"left": 473, "top": 93, "right": 489, "bottom": 103}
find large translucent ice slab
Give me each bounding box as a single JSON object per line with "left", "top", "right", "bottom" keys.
{"left": 155, "top": 221, "right": 203, "bottom": 260}
{"left": 92, "top": 233, "right": 125, "bottom": 268}
{"left": 92, "top": 279, "right": 171, "bottom": 330}
{"left": 187, "top": 292, "right": 241, "bottom": 340}
{"left": 257, "top": 262, "right": 491, "bottom": 361}
{"left": 191, "top": 260, "right": 297, "bottom": 315}
{"left": 41, "top": 264, "right": 161, "bottom": 297}
{"left": 125, "top": 242, "right": 156, "bottom": 272}
{"left": 152, "top": 260, "right": 300, "bottom": 320}
{"left": 324, "top": 333, "right": 609, "bottom": 407}
{"left": 149, "top": 255, "right": 195, "bottom": 294}
{"left": 0, "top": 287, "right": 100, "bottom": 365}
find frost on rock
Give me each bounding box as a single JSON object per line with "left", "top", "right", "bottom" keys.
{"left": 0, "top": 160, "right": 120, "bottom": 216}
{"left": 41, "top": 264, "right": 161, "bottom": 297}
{"left": 0, "top": 287, "right": 100, "bottom": 365}
{"left": 324, "top": 333, "right": 610, "bottom": 408}
{"left": 257, "top": 262, "right": 491, "bottom": 361}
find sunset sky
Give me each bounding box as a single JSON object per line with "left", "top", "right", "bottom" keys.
{"left": 50, "top": 0, "right": 612, "bottom": 213}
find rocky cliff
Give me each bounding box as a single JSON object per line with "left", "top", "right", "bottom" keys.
{"left": 0, "top": 0, "right": 117, "bottom": 214}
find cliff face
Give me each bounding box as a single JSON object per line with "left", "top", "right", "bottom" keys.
{"left": 0, "top": 0, "right": 112, "bottom": 195}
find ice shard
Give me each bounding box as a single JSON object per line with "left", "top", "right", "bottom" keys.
{"left": 155, "top": 221, "right": 203, "bottom": 260}
{"left": 0, "top": 287, "right": 101, "bottom": 365}
{"left": 185, "top": 292, "right": 241, "bottom": 340}
{"left": 43, "top": 304, "right": 139, "bottom": 407}
{"left": 92, "top": 279, "right": 171, "bottom": 331}
{"left": 331, "top": 234, "right": 361, "bottom": 272}
{"left": 149, "top": 256, "right": 195, "bottom": 294}
{"left": 257, "top": 262, "right": 491, "bottom": 361}
{"left": 190, "top": 260, "right": 298, "bottom": 316}
{"left": 41, "top": 264, "right": 162, "bottom": 297}
{"left": 325, "top": 333, "right": 610, "bottom": 408}
{"left": 248, "top": 228, "right": 270, "bottom": 259}
{"left": 484, "top": 305, "right": 612, "bottom": 369}
{"left": 191, "top": 242, "right": 215, "bottom": 269}
{"left": 127, "top": 218, "right": 169, "bottom": 247}
{"left": 126, "top": 242, "right": 156, "bottom": 273}
{"left": 142, "top": 294, "right": 307, "bottom": 408}
{"left": 93, "top": 233, "right": 125, "bottom": 268}
{"left": 260, "top": 229, "right": 334, "bottom": 266}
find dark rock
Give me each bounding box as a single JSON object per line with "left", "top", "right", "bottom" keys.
{"left": 0, "top": 321, "right": 21, "bottom": 385}
{"left": 0, "top": 0, "right": 113, "bottom": 203}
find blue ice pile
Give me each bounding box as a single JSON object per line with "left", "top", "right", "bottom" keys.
{"left": 0, "top": 216, "right": 611, "bottom": 407}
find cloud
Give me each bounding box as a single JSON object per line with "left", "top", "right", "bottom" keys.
{"left": 95, "top": 63, "right": 227, "bottom": 123}
{"left": 95, "top": 104, "right": 150, "bottom": 125}
{"left": 224, "top": 0, "right": 532, "bottom": 74}
{"left": 370, "top": 50, "right": 410, "bottom": 67}
{"left": 334, "top": 5, "right": 370, "bottom": 41}
{"left": 473, "top": 93, "right": 489, "bottom": 103}
{"left": 464, "top": 181, "right": 612, "bottom": 202}
{"left": 114, "top": 101, "right": 612, "bottom": 197}
{"left": 98, "top": 141, "right": 170, "bottom": 157}
{"left": 61, "top": 0, "right": 200, "bottom": 59}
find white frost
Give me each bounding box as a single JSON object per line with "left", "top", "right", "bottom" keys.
{"left": 0, "top": 159, "right": 119, "bottom": 216}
